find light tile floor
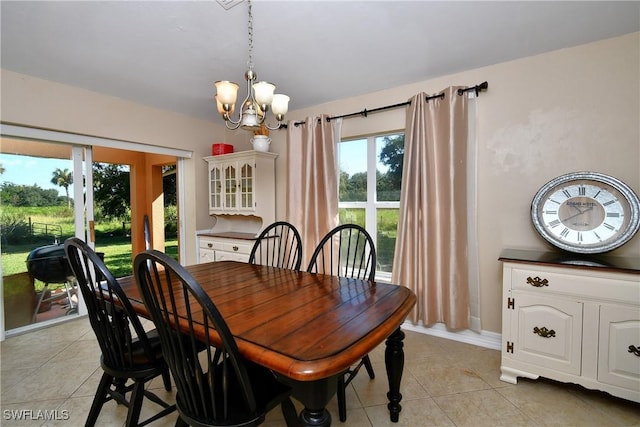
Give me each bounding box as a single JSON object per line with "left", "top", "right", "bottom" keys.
{"left": 1, "top": 317, "right": 639, "bottom": 426}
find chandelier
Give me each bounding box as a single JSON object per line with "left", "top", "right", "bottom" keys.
{"left": 214, "top": 0, "right": 289, "bottom": 131}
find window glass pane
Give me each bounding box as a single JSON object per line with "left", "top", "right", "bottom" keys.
{"left": 376, "top": 208, "right": 399, "bottom": 273}
{"left": 376, "top": 134, "right": 404, "bottom": 202}
{"left": 338, "top": 139, "right": 367, "bottom": 202}
{"left": 339, "top": 208, "right": 365, "bottom": 227}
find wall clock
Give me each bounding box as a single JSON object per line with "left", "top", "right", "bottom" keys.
{"left": 531, "top": 172, "right": 640, "bottom": 254}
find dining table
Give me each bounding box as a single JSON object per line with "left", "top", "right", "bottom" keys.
{"left": 117, "top": 260, "right": 416, "bottom": 427}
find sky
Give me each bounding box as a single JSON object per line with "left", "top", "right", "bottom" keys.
{"left": 338, "top": 137, "right": 390, "bottom": 176}
{"left": 0, "top": 153, "right": 73, "bottom": 196}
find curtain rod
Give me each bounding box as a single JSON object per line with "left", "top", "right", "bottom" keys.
{"left": 281, "top": 81, "right": 488, "bottom": 129}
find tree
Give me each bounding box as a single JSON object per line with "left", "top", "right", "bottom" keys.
{"left": 93, "top": 163, "right": 131, "bottom": 220}
{"left": 0, "top": 182, "right": 62, "bottom": 206}
{"left": 378, "top": 134, "right": 404, "bottom": 192}
{"left": 51, "top": 168, "right": 73, "bottom": 208}
{"left": 162, "top": 165, "right": 177, "bottom": 206}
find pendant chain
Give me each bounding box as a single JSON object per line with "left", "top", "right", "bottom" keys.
{"left": 247, "top": 0, "right": 254, "bottom": 72}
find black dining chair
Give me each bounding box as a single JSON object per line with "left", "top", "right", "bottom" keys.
{"left": 134, "top": 249, "right": 297, "bottom": 427}
{"left": 63, "top": 237, "right": 175, "bottom": 427}
{"left": 307, "top": 223, "right": 377, "bottom": 422}
{"left": 248, "top": 221, "right": 303, "bottom": 270}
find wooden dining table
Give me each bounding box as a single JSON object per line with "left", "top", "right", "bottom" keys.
{"left": 118, "top": 260, "right": 416, "bottom": 427}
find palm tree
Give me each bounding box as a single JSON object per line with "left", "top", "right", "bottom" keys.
{"left": 51, "top": 168, "right": 73, "bottom": 208}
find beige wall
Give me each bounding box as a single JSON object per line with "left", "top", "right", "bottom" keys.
{"left": 270, "top": 32, "right": 640, "bottom": 333}
{"left": 2, "top": 32, "right": 638, "bottom": 334}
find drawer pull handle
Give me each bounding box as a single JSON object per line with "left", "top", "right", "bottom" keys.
{"left": 628, "top": 345, "right": 640, "bottom": 357}
{"left": 207, "top": 243, "right": 213, "bottom": 248}
{"left": 233, "top": 246, "right": 239, "bottom": 252}
{"left": 527, "top": 276, "right": 549, "bottom": 287}
{"left": 533, "top": 326, "right": 555, "bottom": 338}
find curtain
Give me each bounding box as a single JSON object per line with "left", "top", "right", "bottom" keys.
{"left": 286, "top": 115, "right": 341, "bottom": 265}
{"left": 392, "top": 87, "right": 470, "bottom": 329}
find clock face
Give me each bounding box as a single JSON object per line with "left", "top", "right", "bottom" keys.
{"left": 531, "top": 172, "right": 640, "bottom": 254}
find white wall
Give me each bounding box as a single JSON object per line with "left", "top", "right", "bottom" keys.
{"left": 2, "top": 32, "right": 638, "bottom": 335}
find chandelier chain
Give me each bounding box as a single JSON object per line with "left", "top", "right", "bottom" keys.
{"left": 247, "top": 0, "right": 254, "bottom": 71}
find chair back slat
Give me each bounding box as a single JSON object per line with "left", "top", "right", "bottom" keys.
{"left": 134, "top": 250, "right": 263, "bottom": 426}
{"left": 249, "top": 221, "right": 302, "bottom": 270}
{"left": 307, "top": 224, "right": 376, "bottom": 281}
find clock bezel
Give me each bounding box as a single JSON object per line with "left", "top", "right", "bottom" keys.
{"left": 531, "top": 171, "right": 640, "bottom": 254}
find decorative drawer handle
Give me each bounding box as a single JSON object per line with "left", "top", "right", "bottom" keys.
{"left": 527, "top": 276, "right": 549, "bottom": 287}
{"left": 233, "top": 246, "right": 239, "bottom": 252}
{"left": 628, "top": 345, "right": 640, "bottom": 357}
{"left": 207, "top": 243, "right": 213, "bottom": 248}
{"left": 533, "top": 326, "right": 555, "bottom": 338}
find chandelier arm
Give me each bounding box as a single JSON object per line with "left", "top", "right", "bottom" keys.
{"left": 263, "top": 121, "right": 284, "bottom": 131}
{"left": 223, "top": 115, "right": 242, "bottom": 129}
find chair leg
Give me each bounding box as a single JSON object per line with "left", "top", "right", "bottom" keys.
{"left": 175, "top": 416, "right": 189, "bottom": 427}
{"left": 85, "top": 372, "right": 112, "bottom": 427}
{"left": 281, "top": 397, "right": 298, "bottom": 427}
{"left": 161, "top": 363, "right": 172, "bottom": 391}
{"left": 124, "top": 381, "right": 146, "bottom": 427}
{"left": 337, "top": 375, "right": 347, "bottom": 422}
{"left": 112, "top": 378, "right": 129, "bottom": 404}
{"left": 363, "top": 355, "right": 375, "bottom": 379}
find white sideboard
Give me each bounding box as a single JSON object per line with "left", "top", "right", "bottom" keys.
{"left": 197, "top": 150, "right": 277, "bottom": 264}
{"left": 499, "top": 249, "right": 640, "bottom": 403}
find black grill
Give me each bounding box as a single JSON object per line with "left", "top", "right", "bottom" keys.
{"left": 26, "top": 244, "right": 74, "bottom": 284}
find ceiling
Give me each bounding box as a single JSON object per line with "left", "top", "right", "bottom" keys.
{"left": 2, "top": 1, "right": 639, "bottom": 124}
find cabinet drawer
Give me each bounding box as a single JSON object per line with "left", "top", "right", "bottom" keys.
{"left": 510, "top": 267, "right": 639, "bottom": 304}
{"left": 199, "top": 238, "right": 219, "bottom": 250}
{"left": 199, "top": 238, "right": 252, "bottom": 254}
{"left": 220, "top": 241, "right": 252, "bottom": 255}
{"left": 214, "top": 251, "right": 250, "bottom": 263}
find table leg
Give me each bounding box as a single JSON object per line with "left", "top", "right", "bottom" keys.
{"left": 278, "top": 375, "right": 338, "bottom": 427}
{"left": 385, "top": 327, "right": 405, "bottom": 422}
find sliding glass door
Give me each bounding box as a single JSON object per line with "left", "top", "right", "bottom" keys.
{"left": 0, "top": 141, "right": 93, "bottom": 334}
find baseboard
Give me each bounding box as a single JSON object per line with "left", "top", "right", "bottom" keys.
{"left": 401, "top": 321, "right": 502, "bottom": 351}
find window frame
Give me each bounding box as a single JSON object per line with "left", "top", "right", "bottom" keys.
{"left": 338, "top": 131, "right": 403, "bottom": 282}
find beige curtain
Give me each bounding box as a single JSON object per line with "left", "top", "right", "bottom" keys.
{"left": 286, "top": 115, "right": 341, "bottom": 266}
{"left": 392, "top": 87, "right": 470, "bottom": 329}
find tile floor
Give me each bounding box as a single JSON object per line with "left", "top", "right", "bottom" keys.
{"left": 1, "top": 317, "right": 639, "bottom": 427}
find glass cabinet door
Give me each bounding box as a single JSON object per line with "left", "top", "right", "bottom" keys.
{"left": 210, "top": 165, "right": 223, "bottom": 210}
{"left": 239, "top": 161, "right": 254, "bottom": 210}
{"left": 224, "top": 163, "right": 237, "bottom": 209}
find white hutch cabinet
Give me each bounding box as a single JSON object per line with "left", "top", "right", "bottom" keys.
{"left": 499, "top": 249, "right": 640, "bottom": 403}
{"left": 197, "top": 151, "right": 277, "bottom": 264}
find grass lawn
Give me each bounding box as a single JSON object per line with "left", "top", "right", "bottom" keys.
{"left": 2, "top": 236, "right": 178, "bottom": 291}
{"left": 1, "top": 205, "right": 179, "bottom": 290}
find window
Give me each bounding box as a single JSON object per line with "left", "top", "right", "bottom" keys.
{"left": 338, "top": 133, "right": 404, "bottom": 280}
